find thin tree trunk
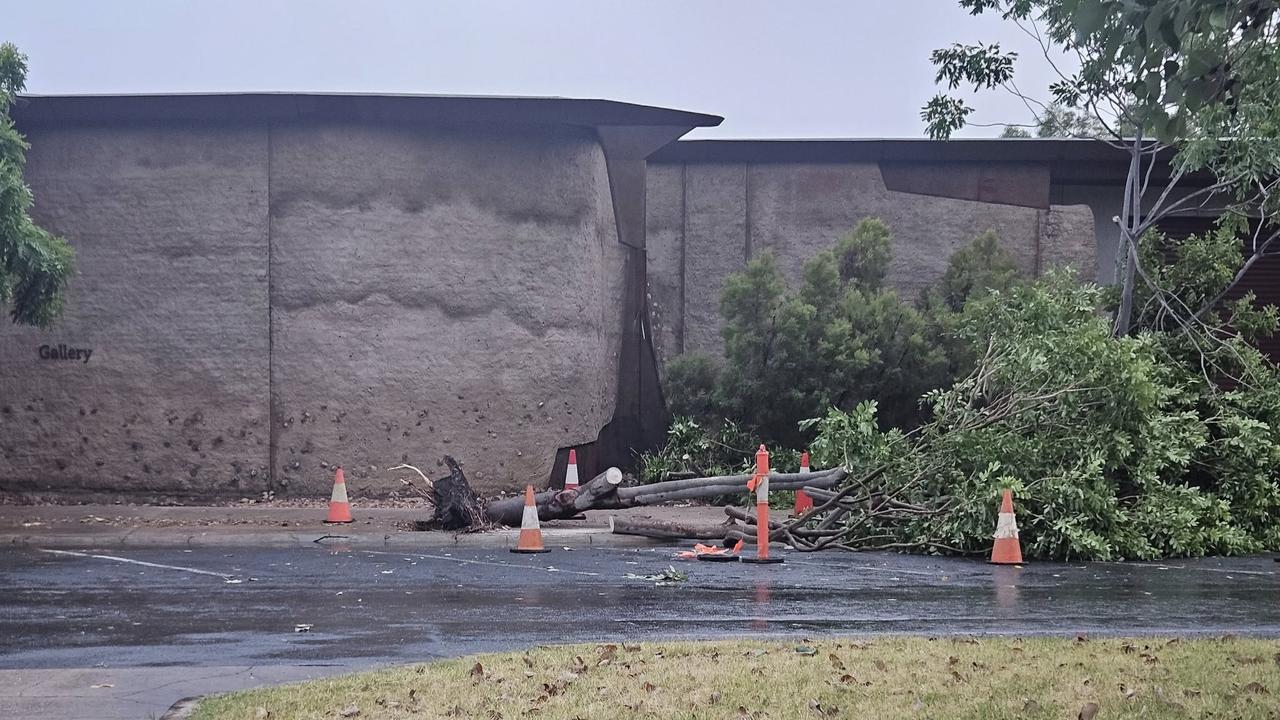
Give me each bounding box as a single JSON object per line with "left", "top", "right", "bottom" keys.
{"left": 1114, "top": 134, "right": 1144, "bottom": 336}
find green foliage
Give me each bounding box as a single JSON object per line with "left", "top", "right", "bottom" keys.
{"left": 639, "top": 417, "right": 756, "bottom": 483}
{"left": 927, "top": 1, "right": 1280, "bottom": 147}
{"left": 925, "top": 230, "right": 1022, "bottom": 313}
{"left": 667, "top": 218, "right": 998, "bottom": 448}
{"left": 0, "top": 42, "right": 74, "bottom": 327}
{"left": 810, "top": 273, "right": 1280, "bottom": 560}
{"left": 1133, "top": 223, "right": 1280, "bottom": 342}
{"left": 664, "top": 355, "right": 721, "bottom": 422}
{"left": 638, "top": 416, "right": 801, "bottom": 496}
{"left": 1000, "top": 103, "right": 1118, "bottom": 138}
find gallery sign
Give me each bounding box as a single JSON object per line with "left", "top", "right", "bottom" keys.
{"left": 38, "top": 344, "right": 93, "bottom": 363}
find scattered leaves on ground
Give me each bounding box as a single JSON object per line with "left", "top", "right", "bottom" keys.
{"left": 189, "top": 637, "right": 1280, "bottom": 720}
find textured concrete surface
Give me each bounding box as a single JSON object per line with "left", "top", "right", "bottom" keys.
{"left": 679, "top": 163, "right": 749, "bottom": 358}
{"left": 0, "top": 665, "right": 343, "bottom": 720}
{"left": 1040, "top": 204, "right": 1099, "bottom": 278}
{"left": 269, "top": 122, "right": 624, "bottom": 495}
{"left": 0, "top": 119, "right": 641, "bottom": 499}
{"left": 643, "top": 163, "right": 685, "bottom": 376}
{"left": 0, "top": 125, "right": 272, "bottom": 498}
{"left": 646, "top": 160, "right": 1098, "bottom": 361}
{"left": 0, "top": 545, "right": 1276, "bottom": 718}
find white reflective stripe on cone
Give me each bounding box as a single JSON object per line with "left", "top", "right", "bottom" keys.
{"left": 755, "top": 475, "right": 769, "bottom": 504}
{"left": 330, "top": 482, "right": 348, "bottom": 503}
{"left": 565, "top": 463, "right": 579, "bottom": 488}
{"left": 994, "top": 512, "right": 1019, "bottom": 539}
{"left": 522, "top": 502, "right": 540, "bottom": 529}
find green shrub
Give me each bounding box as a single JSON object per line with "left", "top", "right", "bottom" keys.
{"left": 639, "top": 416, "right": 803, "bottom": 483}
{"left": 665, "top": 218, "right": 1010, "bottom": 447}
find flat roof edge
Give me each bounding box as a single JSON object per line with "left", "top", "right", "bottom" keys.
{"left": 12, "top": 93, "right": 724, "bottom": 129}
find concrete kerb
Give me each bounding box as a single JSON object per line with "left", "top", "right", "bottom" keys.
{"left": 0, "top": 526, "right": 666, "bottom": 550}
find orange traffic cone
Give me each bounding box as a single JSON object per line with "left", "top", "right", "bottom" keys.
{"left": 510, "top": 484, "right": 550, "bottom": 554}
{"left": 564, "top": 449, "right": 580, "bottom": 491}
{"left": 794, "top": 451, "right": 814, "bottom": 516}
{"left": 325, "top": 467, "right": 353, "bottom": 524}
{"left": 989, "top": 489, "right": 1023, "bottom": 565}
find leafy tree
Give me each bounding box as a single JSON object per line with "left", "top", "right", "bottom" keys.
{"left": 922, "top": 230, "right": 1027, "bottom": 376}
{"left": 0, "top": 42, "right": 73, "bottom": 327}
{"left": 924, "top": 1, "right": 1280, "bottom": 340}
{"left": 1001, "top": 102, "right": 1110, "bottom": 137}
{"left": 665, "top": 219, "right": 1019, "bottom": 447}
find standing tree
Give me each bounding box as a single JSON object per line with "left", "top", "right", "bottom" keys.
{"left": 0, "top": 42, "right": 73, "bottom": 327}
{"left": 923, "top": 1, "right": 1280, "bottom": 339}
{"left": 1001, "top": 102, "right": 1110, "bottom": 137}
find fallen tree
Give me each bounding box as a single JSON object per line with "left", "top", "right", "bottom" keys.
{"left": 483, "top": 466, "right": 847, "bottom": 526}
{"left": 487, "top": 466, "right": 846, "bottom": 526}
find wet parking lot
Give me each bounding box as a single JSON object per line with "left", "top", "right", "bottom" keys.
{"left": 1, "top": 544, "right": 1277, "bottom": 670}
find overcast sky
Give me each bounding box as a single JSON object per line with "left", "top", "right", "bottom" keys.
{"left": 7, "top": 0, "right": 1069, "bottom": 138}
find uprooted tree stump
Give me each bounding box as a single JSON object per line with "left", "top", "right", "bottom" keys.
{"left": 392, "top": 455, "right": 491, "bottom": 532}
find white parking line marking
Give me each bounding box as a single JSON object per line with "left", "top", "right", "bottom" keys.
{"left": 37, "top": 549, "right": 241, "bottom": 582}
{"left": 361, "top": 549, "right": 599, "bottom": 577}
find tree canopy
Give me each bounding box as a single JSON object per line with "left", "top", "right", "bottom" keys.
{"left": 923, "top": 1, "right": 1280, "bottom": 338}
{"left": 0, "top": 42, "right": 73, "bottom": 327}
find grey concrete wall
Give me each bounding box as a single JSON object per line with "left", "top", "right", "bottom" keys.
{"left": 269, "top": 122, "right": 623, "bottom": 495}
{"left": 647, "top": 160, "right": 1097, "bottom": 365}
{"left": 0, "top": 124, "right": 272, "bottom": 497}
{"left": 1, "top": 120, "right": 626, "bottom": 498}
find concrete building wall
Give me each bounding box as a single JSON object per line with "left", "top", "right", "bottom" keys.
{"left": 0, "top": 124, "right": 272, "bottom": 497}
{"left": 269, "top": 122, "right": 624, "bottom": 494}
{"left": 0, "top": 120, "right": 628, "bottom": 497}
{"left": 646, "top": 160, "right": 1098, "bottom": 365}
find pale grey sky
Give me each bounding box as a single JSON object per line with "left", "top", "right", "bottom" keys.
{"left": 7, "top": 0, "right": 1068, "bottom": 138}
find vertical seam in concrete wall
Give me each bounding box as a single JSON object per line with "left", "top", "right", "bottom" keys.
{"left": 744, "top": 162, "right": 753, "bottom": 261}
{"left": 679, "top": 161, "right": 688, "bottom": 354}
{"left": 1034, "top": 208, "right": 1044, "bottom": 276}
{"left": 266, "top": 120, "right": 277, "bottom": 494}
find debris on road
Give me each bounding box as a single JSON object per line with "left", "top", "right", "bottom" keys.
{"left": 625, "top": 566, "right": 689, "bottom": 586}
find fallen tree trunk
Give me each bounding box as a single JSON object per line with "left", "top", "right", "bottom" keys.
{"left": 483, "top": 467, "right": 847, "bottom": 526}
{"left": 484, "top": 467, "right": 624, "bottom": 526}
{"left": 607, "top": 516, "right": 730, "bottom": 541}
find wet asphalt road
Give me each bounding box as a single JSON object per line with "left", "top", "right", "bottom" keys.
{"left": 0, "top": 544, "right": 1277, "bottom": 670}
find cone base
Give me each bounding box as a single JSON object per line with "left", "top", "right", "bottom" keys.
{"left": 696, "top": 554, "right": 738, "bottom": 563}
{"left": 740, "top": 556, "right": 784, "bottom": 564}
{"left": 988, "top": 559, "right": 1022, "bottom": 565}
{"left": 323, "top": 519, "right": 353, "bottom": 524}
{"left": 510, "top": 547, "right": 551, "bottom": 554}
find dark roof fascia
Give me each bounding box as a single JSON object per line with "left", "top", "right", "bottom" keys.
{"left": 648, "top": 138, "right": 1122, "bottom": 163}
{"left": 11, "top": 93, "right": 724, "bottom": 130}
{"left": 649, "top": 138, "right": 1212, "bottom": 187}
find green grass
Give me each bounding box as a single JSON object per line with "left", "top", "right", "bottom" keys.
{"left": 191, "top": 637, "right": 1279, "bottom": 719}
